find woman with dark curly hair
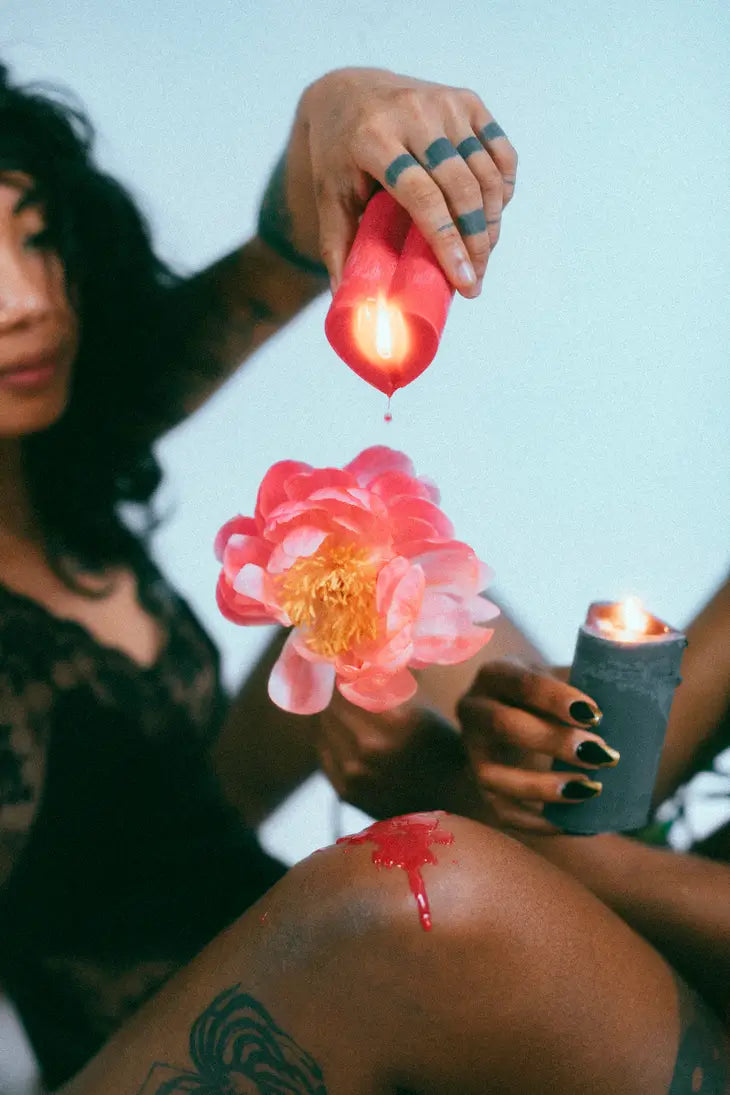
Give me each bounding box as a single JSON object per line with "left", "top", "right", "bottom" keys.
{"left": 2, "top": 59, "right": 729, "bottom": 1095}
{"left": 0, "top": 60, "right": 525, "bottom": 1089}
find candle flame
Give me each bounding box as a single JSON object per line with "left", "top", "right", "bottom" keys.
{"left": 618, "top": 595, "right": 649, "bottom": 635}
{"left": 353, "top": 294, "right": 409, "bottom": 366}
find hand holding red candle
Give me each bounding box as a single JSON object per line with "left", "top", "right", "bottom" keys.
{"left": 267, "top": 68, "right": 517, "bottom": 319}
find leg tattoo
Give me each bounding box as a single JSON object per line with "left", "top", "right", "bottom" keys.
{"left": 136, "top": 984, "right": 327, "bottom": 1094}
{"left": 668, "top": 974, "right": 729, "bottom": 1094}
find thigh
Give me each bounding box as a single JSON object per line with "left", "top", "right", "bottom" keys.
{"left": 61, "top": 816, "right": 728, "bottom": 1095}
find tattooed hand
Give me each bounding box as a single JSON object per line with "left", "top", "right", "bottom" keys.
{"left": 269, "top": 67, "right": 518, "bottom": 297}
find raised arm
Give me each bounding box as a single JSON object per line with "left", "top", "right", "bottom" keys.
{"left": 143, "top": 67, "right": 517, "bottom": 435}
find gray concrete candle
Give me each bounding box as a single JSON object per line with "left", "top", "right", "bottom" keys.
{"left": 543, "top": 599, "right": 687, "bottom": 834}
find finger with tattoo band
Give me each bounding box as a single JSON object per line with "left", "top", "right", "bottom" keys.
{"left": 450, "top": 128, "right": 505, "bottom": 253}
{"left": 414, "top": 135, "right": 494, "bottom": 282}
{"left": 378, "top": 149, "right": 478, "bottom": 296}
{"left": 474, "top": 113, "right": 518, "bottom": 205}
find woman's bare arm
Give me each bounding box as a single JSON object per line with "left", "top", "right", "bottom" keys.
{"left": 523, "top": 830, "right": 730, "bottom": 1015}
{"left": 211, "top": 628, "right": 320, "bottom": 828}
{"left": 213, "top": 600, "right": 541, "bottom": 829}
{"left": 652, "top": 573, "right": 730, "bottom": 807}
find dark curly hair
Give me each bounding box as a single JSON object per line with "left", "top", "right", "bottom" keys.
{"left": 1, "top": 63, "right": 184, "bottom": 574}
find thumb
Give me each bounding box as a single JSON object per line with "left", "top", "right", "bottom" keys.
{"left": 317, "top": 188, "right": 359, "bottom": 294}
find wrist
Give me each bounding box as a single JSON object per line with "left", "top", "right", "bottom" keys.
{"left": 257, "top": 150, "right": 328, "bottom": 279}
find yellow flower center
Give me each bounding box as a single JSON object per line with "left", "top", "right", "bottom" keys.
{"left": 278, "top": 541, "right": 379, "bottom": 657}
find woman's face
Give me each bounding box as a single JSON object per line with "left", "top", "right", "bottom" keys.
{"left": 0, "top": 171, "right": 78, "bottom": 439}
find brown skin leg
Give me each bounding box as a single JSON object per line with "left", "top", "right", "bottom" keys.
{"left": 62, "top": 816, "right": 708, "bottom": 1095}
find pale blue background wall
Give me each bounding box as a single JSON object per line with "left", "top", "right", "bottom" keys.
{"left": 2, "top": 0, "right": 729, "bottom": 852}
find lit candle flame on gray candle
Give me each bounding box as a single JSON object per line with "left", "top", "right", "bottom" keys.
{"left": 544, "top": 596, "right": 686, "bottom": 834}
{"left": 591, "top": 596, "right": 673, "bottom": 644}
{"left": 599, "top": 595, "right": 649, "bottom": 640}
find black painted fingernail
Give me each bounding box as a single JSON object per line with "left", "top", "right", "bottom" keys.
{"left": 575, "top": 740, "right": 620, "bottom": 767}
{"left": 561, "top": 779, "right": 602, "bottom": 801}
{"left": 569, "top": 700, "right": 602, "bottom": 726}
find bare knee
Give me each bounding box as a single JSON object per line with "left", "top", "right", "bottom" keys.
{"left": 270, "top": 811, "right": 561, "bottom": 958}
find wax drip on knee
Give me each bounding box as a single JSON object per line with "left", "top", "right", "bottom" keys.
{"left": 336, "top": 812, "right": 455, "bottom": 931}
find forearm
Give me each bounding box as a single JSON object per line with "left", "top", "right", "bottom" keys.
{"left": 156, "top": 234, "right": 326, "bottom": 426}
{"left": 212, "top": 628, "right": 319, "bottom": 827}
{"left": 524, "top": 831, "right": 730, "bottom": 1013}
{"left": 652, "top": 574, "right": 730, "bottom": 807}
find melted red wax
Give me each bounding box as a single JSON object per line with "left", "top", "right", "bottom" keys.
{"left": 337, "top": 812, "right": 454, "bottom": 931}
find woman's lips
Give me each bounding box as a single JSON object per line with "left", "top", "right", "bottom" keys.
{"left": 0, "top": 355, "right": 59, "bottom": 392}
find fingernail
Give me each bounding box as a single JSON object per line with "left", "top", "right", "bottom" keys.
{"left": 575, "top": 740, "right": 620, "bottom": 767}
{"left": 455, "top": 256, "right": 476, "bottom": 287}
{"left": 330, "top": 274, "right": 339, "bottom": 295}
{"left": 560, "top": 779, "right": 602, "bottom": 801}
{"left": 569, "top": 700, "right": 602, "bottom": 726}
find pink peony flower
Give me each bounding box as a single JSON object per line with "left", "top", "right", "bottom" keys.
{"left": 215, "top": 446, "right": 498, "bottom": 715}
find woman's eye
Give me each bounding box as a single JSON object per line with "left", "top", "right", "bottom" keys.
{"left": 25, "top": 227, "right": 54, "bottom": 251}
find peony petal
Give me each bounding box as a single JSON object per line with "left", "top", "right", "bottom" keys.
{"left": 337, "top": 667, "right": 417, "bottom": 713}
{"left": 412, "top": 626, "right": 493, "bottom": 666}
{"left": 268, "top": 633, "right": 336, "bottom": 714}
{"left": 386, "top": 564, "right": 425, "bottom": 634}
{"left": 215, "top": 573, "right": 278, "bottom": 626}
{"left": 387, "top": 497, "right": 455, "bottom": 544}
{"left": 417, "top": 476, "right": 441, "bottom": 504}
{"left": 409, "top": 628, "right": 494, "bottom": 670}
{"left": 345, "top": 446, "right": 415, "bottom": 487}
{"left": 223, "top": 534, "right": 271, "bottom": 583}
{"left": 291, "top": 629, "right": 329, "bottom": 663}
{"left": 375, "top": 556, "right": 411, "bottom": 615}
{"left": 412, "top": 591, "right": 494, "bottom": 664}
{"left": 265, "top": 497, "right": 386, "bottom": 543}
{"left": 255, "top": 460, "right": 312, "bottom": 524}
{"left": 415, "top": 591, "right": 470, "bottom": 637}
{"left": 477, "top": 561, "right": 496, "bottom": 592}
{"left": 232, "top": 562, "right": 267, "bottom": 601}
{"left": 214, "top": 515, "right": 259, "bottom": 561}
{"left": 410, "top": 541, "right": 482, "bottom": 596}
{"left": 395, "top": 537, "right": 449, "bottom": 559}
{"left": 369, "top": 471, "right": 436, "bottom": 506}
{"left": 367, "top": 624, "right": 414, "bottom": 672}
{"left": 308, "top": 486, "right": 373, "bottom": 510}
{"left": 283, "top": 467, "right": 355, "bottom": 501}
{"left": 281, "top": 525, "right": 329, "bottom": 558}
{"left": 467, "top": 594, "right": 501, "bottom": 624}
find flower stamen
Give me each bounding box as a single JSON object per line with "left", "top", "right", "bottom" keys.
{"left": 278, "top": 542, "right": 379, "bottom": 657}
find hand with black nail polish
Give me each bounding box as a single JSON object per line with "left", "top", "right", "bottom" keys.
{"left": 456, "top": 658, "right": 619, "bottom": 834}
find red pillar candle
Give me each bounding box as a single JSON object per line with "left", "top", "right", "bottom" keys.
{"left": 325, "top": 191, "right": 455, "bottom": 397}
